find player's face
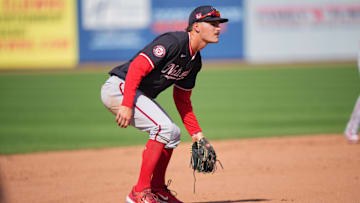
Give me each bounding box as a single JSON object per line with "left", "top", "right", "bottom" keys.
{"left": 198, "top": 21, "right": 221, "bottom": 43}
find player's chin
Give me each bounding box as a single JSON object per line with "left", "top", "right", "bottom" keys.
{"left": 213, "top": 35, "right": 220, "bottom": 42}
{"left": 207, "top": 37, "right": 219, "bottom": 43}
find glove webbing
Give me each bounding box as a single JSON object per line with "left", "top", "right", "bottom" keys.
{"left": 190, "top": 138, "right": 223, "bottom": 193}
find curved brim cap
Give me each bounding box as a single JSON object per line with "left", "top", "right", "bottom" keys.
{"left": 201, "top": 17, "right": 228, "bottom": 23}
{"left": 188, "top": 5, "right": 229, "bottom": 26}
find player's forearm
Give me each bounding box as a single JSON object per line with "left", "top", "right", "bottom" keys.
{"left": 173, "top": 86, "right": 202, "bottom": 136}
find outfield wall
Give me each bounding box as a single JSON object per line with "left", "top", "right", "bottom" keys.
{"left": 0, "top": 0, "right": 359, "bottom": 69}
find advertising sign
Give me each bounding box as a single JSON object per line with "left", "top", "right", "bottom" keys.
{"left": 0, "top": 0, "right": 78, "bottom": 69}
{"left": 151, "top": 0, "right": 244, "bottom": 59}
{"left": 78, "top": 0, "right": 151, "bottom": 62}
{"left": 245, "top": 0, "right": 360, "bottom": 63}
{"left": 78, "top": 0, "right": 244, "bottom": 62}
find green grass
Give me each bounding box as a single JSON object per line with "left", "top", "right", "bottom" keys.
{"left": 0, "top": 63, "right": 359, "bottom": 154}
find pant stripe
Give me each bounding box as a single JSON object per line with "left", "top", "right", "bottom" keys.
{"left": 118, "top": 82, "right": 161, "bottom": 141}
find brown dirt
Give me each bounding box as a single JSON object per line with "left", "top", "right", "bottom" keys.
{"left": 0, "top": 134, "right": 359, "bottom": 203}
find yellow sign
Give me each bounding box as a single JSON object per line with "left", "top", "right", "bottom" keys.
{"left": 0, "top": 0, "right": 78, "bottom": 69}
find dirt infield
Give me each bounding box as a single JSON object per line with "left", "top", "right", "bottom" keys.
{"left": 0, "top": 134, "right": 359, "bottom": 203}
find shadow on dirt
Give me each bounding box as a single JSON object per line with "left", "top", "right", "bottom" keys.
{"left": 190, "top": 199, "right": 271, "bottom": 203}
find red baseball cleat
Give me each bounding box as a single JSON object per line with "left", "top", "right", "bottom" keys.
{"left": 152, "top": 181, "right": 183, "bottom": 203}
{"left": 126, "top": 187, "right": 160, "bottom": 203}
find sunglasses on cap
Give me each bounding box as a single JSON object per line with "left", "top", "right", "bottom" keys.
{"left": 195, "top": 10, "right": 221, "bottom": 21}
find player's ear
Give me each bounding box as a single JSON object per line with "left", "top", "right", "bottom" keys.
{"left": 193, "top": 22, "right": 201, "bottom": 33}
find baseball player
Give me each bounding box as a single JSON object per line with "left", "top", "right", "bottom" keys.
{"left": 344, "top": 50, "right": 360, "bottom": 143}
{"left": 101, "top": 5, "right": 228, "bottom": 203}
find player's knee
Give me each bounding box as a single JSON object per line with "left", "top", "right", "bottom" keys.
{"left": 171, "top": 124, "right": 181, "bottom": 140}
{"left": 165, "top": 123, "right": 181, "bottom": 148}
{"left": 154, "top": 123, "right": 181, "bottom": 148}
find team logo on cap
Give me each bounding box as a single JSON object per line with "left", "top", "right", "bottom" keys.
{"left": 153, "top": 45, "right": 166, "bottom": 58}
{"left": 195, "top": 13, "right": 202, "bottom": 19}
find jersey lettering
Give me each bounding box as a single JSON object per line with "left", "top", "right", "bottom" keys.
{"left": 161, "top": 63, "right": 191, "bottom": 80}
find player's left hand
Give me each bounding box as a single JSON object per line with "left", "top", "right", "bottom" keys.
{"left": 190, "top": 134, "right": 218, "bottom": 173}
{"left": 192, "top": 132, "right": 205, "bottom": 143}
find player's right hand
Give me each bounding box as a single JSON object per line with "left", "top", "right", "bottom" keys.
{"left": 116, "top": 105, "right": 133, "bottom": 128}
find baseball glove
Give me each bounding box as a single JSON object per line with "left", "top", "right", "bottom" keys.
{"left": 190, "top": 137, "right": 219, "bottom": 173}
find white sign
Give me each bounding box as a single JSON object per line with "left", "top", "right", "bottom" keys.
{"left": 82, "top": 0, "right": 150, "bottom": 30}
{"left": 245, "top": 0, "right": 360, "bottom": 63}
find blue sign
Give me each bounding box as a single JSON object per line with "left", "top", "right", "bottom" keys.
{"left": 77, "top": 0, "right": 244, "bottom": 62}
